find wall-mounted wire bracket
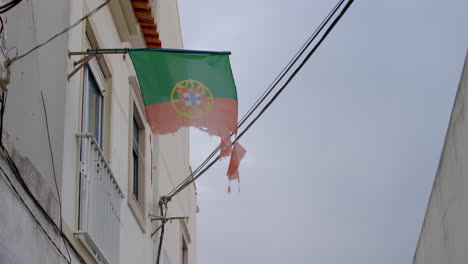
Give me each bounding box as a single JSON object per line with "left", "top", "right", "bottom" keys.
{"left": 149, "top": 214, "right": 189, "bottom": 238}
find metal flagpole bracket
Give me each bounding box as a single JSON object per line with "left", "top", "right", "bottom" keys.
{"left": 67, "top": 49, "right": 129, "bottom": 80}
{"left": 67, "top": 53, "right": 96, "bottom": 80}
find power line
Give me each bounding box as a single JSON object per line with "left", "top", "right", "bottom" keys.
{"left": 40, "top": 90, "right": 61, "bottom": 224}
{"left": 0, "top": 92, "right": 71, "bottom": 262}
{"left": 162, "top": 0, "right": 351, "bottom": 201}
{"left": 0, "top": 166, "right": 72, "bottom": 263}
{"left": 6, "top": 0, "right": 110, "bottom": 66}
{"left": 163, "top": 0, "right": 355, "bottom": 203}
{"left": 0, "top": 91, "right": 85, "bottom": 263}
{"left": 237, "top": 0, "right": 346, "bottom": 128}
{"left": 40, "top": 89, "right": 72, "bottom": 261}
{"left": 155, "top": 202, "right": 168, "bottom": 264}
{"left": 163, "top": 0, "right": 348, "bottom": 201}
{"left": 0, "top": 1, "right": 109, "bottom": 262}
{"left": 0, "top": 120, "right": 85, "bottom": 264}
{"left": 0, "top": 0, "right": 23, "bottom": 14}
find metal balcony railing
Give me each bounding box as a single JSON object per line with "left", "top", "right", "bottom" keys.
{"left": 76, "top": 133, "right": 124, "bottom": 264}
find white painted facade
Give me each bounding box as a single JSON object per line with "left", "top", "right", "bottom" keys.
{"left": 413, "top": 51, "right": 468, "bottom": 264}
{"left": 0, "top": 1, "right": 197, "bottom": 264}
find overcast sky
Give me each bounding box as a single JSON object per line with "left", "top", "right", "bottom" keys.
{"left": 176, "top": 0, "right": 468, "bottom": 263}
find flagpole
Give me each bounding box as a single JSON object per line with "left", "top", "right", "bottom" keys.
{"left": 68, "top": 48, "right": 128, "bottom": 56}
{"left": 68, "top": 48, "right": 231, "bottom": 57}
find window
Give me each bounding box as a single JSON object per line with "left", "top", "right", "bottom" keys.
{"left": 132, "top": 117, "right": 140, "bottom": 200}
{"left": 84, "top": 66, "right": 104, "bottom": 146}
{"left": 128, "top": 76, "right": 148, "bottom": 232}
{"left": 76, "top": 33, "right": 122, "bottom": 264}
{"left": 81, "top": 37, "right": 106, "bottom": 147}
{"left": 79, "top": 38, "right": 107, "bottom": 229}
{"left": 130, "top": 104, "right": 145, "bottom": 206}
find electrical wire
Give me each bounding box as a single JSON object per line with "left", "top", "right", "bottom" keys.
{"left": 156, "top": 202, "right": 167, "bottom": 264}
{"left": 162, "top": 0, "right": 352, "bottom": 202}
{"left": 40, "top": 89, "right": 72, "bottom": 261}
{"left": 163, "top": 0, "right": 347, "bottom": 200}
{"left": 0, "top": 91, "right": 85, "bottom": 263}
{"left": 0, "top": 91, "right": 72, "bottom": 263}
{"left": 0, "top": 165, "right": 72, "bottom": 263}
{"left": 186, "top": 0, "right": 355, "bottom": 192}
{"left": 40, "top": 90, "right": 61, "bottom": 225}
{"left": 0, "top": 92, "right": 6, "bottom": 147}
{"left": 186, "top": 0, "right": 355, "bottom": 195}
{"left": 0, "top": 1, "right": 109, "bottom": 262}
{"left": 169, "top": 0, "right": 346, "bottom": 193}
{"left": 6, "top": 0, "right": 110, "bottom": 66}
{"left": 0, "top": 17, "right": 4, "bottom": 35}
{"left": 0, "top": 0, "right": 22, "bottom": 14}
{"left": 163, "top": 0, "right": 355, "bottom": 202}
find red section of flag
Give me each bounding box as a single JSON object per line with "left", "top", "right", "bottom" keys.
{"left": 227, "top": 141, "right": 246, "bottom": 181}
{"left": 145, "top": 98, "right": 238, "bottom": 157}
{"left": 145, "top": 98, "right": 246, "bottom": 187}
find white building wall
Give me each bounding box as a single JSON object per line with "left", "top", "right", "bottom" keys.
{"left": 413, "top": 51, "right": 468, "bottom": 264}
{"left": 0, "top": 1, "right": 70, "bottom": 262}
{"left": 0, "top": 0, "right": 197, "bottom": 263}
{"left": 1, "top": 0, "right": 70, "bottom": 224}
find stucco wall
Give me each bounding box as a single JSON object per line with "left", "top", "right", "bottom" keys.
{"left": 413, "top": 51, "right": 468, "bottom": 264}
{"left": 0, "top": 157, "right": 62, "bottom": 264}
{"left": 2, "top": 0, "right": 70, "bottom": 225}
{"left": 0, "top": 1, "right": 70, "bottom": 263}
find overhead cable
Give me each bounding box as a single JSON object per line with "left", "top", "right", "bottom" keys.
{"left": 0, "top": 91, "right": 84, "bottom": 263}
{"left": 0, "top": 166, "right": 72, "bottom": 263}
{"left": 163, "top": 0, "right": 355, "bottom": 203}
{"left": 0, "top": 0, "right": 22, "bottom": 14}
{"left": 40, "top": 89, "right": 72, "bottom": 260}
{"left": 162, "top": 0, "right": 348, "bottom": 201}
{"left": 6, "top": 0, "right": 110, "bottom": 66}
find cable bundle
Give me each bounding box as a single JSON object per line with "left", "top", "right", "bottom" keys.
{"left": 0, "top": 0, "right": 24, "bottom": 35}
{"left": 0, "top": 0, "right": 22, "bottom": 14}
{"left": 162, "top": 0, "right": 355, "bottom": 203}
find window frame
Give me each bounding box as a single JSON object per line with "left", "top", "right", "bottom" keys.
{"left": 132, "top": 117, "right": 139, "bottom": 199}
{"left": 78, "top": 37, "right": 107, "bottom": 229}
{"left": 127, "top": 76, "right": 148, "bottom": 232}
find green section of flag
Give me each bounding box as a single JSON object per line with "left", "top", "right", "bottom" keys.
{"left": 128, "top": 49, "right": 237, "bottom": 106}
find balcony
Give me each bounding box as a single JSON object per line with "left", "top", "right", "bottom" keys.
{"left": 76, "top": 133, "right": 124, "bottom": 264}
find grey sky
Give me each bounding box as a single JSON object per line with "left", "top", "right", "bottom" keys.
{"left": 176, "top": 0, "right": 468, "bottom": 263}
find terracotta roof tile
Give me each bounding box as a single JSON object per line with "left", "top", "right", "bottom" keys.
{"left": 142, "top": 27, "right": 159, "bottom": 38}
{"left": 131, "top": 1, "right": 150, "bottom": 10}
{"left": 144, "top": 35, "right": 162, "bottom": 44}
{"left": 131, "top": 0, "right": 162, "bottom": 48}
{"left": 135, "top": 10, "right": 154, "bottom": 23}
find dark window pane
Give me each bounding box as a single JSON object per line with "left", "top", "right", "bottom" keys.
{"left": 133, "top": 151, "right": 138, "bottom": 200}
{"left": 133, "top": 118, "right": 139, "bottom": 152}
{"left": 88, "top": 70, "right": 103, "bottom": 146}
{"left": 132, "top": 118, "right": 139, "bottom": 200}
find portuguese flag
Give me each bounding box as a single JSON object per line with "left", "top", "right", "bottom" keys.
{"left": 128, "top": 49, "right": 239, "bottom": 157}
